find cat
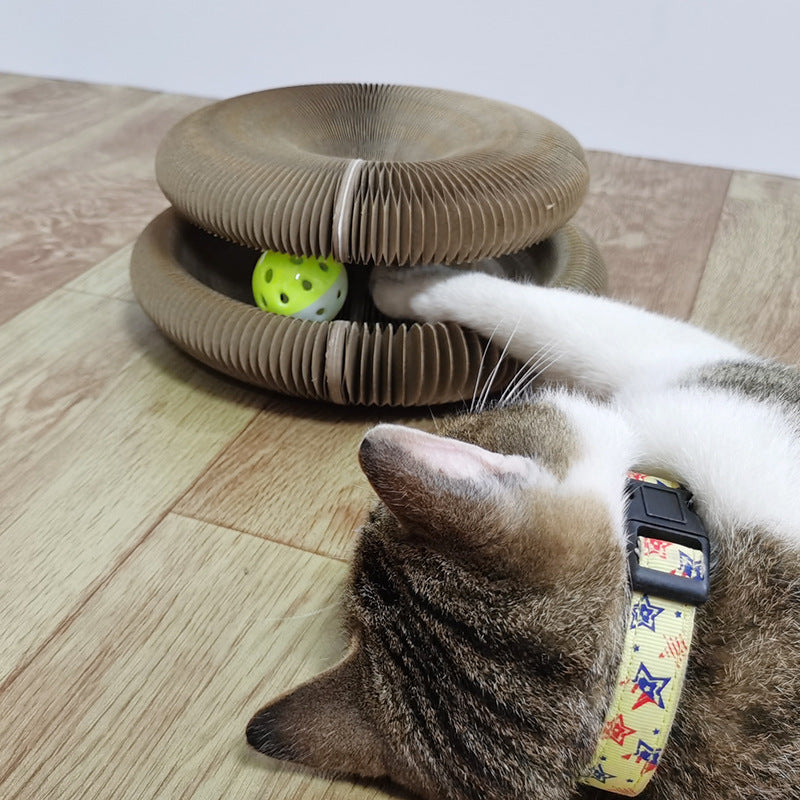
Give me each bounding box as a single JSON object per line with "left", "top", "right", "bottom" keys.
{"left": 246, "top": 265, "right": 800, "bottom": 800}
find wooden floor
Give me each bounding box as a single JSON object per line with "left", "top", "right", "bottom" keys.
{"left": 1, "top": 72, "right": 799, "bottom": 799}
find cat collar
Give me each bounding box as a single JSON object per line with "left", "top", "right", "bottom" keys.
{"left": 578, "top": 472, "right": 709, "bottom": 796}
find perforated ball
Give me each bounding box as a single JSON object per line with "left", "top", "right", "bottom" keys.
{"left": 252, "top": 251, "right": 348, "bottom": 321}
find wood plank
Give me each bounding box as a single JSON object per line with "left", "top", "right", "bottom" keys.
{"left": 691, "top": 171, "right": 800, "bottom": 363}
{"left": 0, "top": 514, "right": 392, "bottom": 800}
{"left": 0, "top": 91, "right": 208, "bottom": 324}
{"left": 0, "top": 287, "right": 263, "bottom": 680}
{"left": 0, "top": 76, "right": 156, "bottom": 164}
{"left": 0, "top": 73, "right": 40, "bottom": 95}
{"left": 575, "top": 152, "right": 732, "bottom": 318}
{"left": 174, "top": 396, "right": 436, "bottom": 561}
{"left": 63, "top": 242, "right": 137, "bottom": 302}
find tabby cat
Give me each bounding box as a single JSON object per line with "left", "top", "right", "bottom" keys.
{"left": 246, "top": 265, "right": 800, "bottom": 800}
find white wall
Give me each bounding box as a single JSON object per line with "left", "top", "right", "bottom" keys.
{"left": 2, "top": 0, "right": 798, "bottom": 177}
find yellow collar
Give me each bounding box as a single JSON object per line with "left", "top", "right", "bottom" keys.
{"left": 578, "top": 473, "right": 709, "bottom": 796}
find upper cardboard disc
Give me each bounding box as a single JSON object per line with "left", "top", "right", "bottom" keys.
{"left": 155, "top": 84, "right": 589, "bottom": 266}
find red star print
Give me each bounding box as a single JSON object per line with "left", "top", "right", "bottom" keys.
{"left": 602, "top": 714, "right": 637, "bottom": 746}
{"left": 642, "top": 537, "right": 672, "bottom": 558}
{"left": 659, "top": 636, "right": 689, "bottom": 667}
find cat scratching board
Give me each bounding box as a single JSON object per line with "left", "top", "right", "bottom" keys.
{"left": 130, "top": 83, "right": 606, "bottom": 406}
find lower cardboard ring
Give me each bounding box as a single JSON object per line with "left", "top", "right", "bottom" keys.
{"left": 130, "top": 208, "right": 606, "bottom": 406}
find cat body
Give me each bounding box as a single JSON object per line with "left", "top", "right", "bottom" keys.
{"left": 247, "top": 268, "right": 800, "bottom": 800}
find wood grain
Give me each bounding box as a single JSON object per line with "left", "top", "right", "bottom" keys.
{"left": 0, "top": 73, "right": 38, "bottom": 87}
{"left": 64, "top": 242, "right": 137, "bottom": 302}
{"left": 0, "top": 513, "right": 393, "bottom": 800}
{"left": 174, "top": 396, "right": 437, "bottom": 560}
{"left": 575, "top": 152, "right": 732, "bottom": 318}
{"left": 691, "top": 171, "right": 800, "bottom": 363}
{"left": 0, "top": 286, "right": 263, "bottom": 680}
{"left": 0, "top": 74, "right": 155, "bottom": 164}
{"left": 0, "top": 91, "right": 209, "bottom": 324}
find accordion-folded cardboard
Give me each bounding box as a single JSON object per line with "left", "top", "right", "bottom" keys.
{"left": 132, "top": 84, "right": 606, "bottom": 406}
{"left": 130, "top": 210, "right": 605, "bottom": 406}
{"left": 155, "top": 84, "right": 590, "bottom": 266}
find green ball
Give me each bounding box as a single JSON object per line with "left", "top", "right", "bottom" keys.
{"left": 252, "top": 251, "right": 348, "bottom": 321}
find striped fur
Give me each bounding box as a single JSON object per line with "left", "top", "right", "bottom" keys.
{"left": 345, "top": 509, "right": 617, "bottom": 800}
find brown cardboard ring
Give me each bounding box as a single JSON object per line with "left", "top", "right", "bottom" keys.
{"left": 130, "top": 208, "right": 606, "bottom": 406}
{"left": 155, "top": 84, "right": 589, "bottom": 266}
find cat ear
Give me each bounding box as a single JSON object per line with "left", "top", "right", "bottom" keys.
{"left": 246, "top": 654, "right": 386, "bottom": 777}
{"left": 358, "top": 424, "right": 544, "bottom": 540}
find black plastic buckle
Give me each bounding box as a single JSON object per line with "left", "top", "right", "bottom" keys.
{"left": 625, "top": 476, "right": 710, "bottom": 605}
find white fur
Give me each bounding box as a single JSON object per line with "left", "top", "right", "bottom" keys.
{"left": 371, "top": 268, "right": 744, "bottom": 395}
{"left": 620, "top": 387, "right": 800, "bottom": 542}
{"left": 547, "top": 390, "right": 637, "bottom": 539}
{"left": 371, "top": 266, "right": 800, "bottom": 547}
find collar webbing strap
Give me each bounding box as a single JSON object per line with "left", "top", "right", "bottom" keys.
{"left": 578, "top": 473, "right": 709, "bottom": 796}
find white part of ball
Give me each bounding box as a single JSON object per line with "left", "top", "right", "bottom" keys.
{"left": 292, "top": 267, "right": 348, "bottom": 321}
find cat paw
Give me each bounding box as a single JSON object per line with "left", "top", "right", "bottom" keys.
{"left": 369, "top": 264, "right": 459, "bottom": 321}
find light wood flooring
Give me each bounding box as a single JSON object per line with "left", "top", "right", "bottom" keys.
{"left": 1, "top": 73, "right": 799, "bottom": 799}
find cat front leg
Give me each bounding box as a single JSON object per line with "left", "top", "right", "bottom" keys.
{"left": 370, "top": 265, "right": 746, "bottom": 395}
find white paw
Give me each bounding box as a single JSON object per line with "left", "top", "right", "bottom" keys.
{"left": 369, "top": 264, "right": 459, "bottom": 321}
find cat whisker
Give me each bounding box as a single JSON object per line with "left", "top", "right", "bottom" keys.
{"left": 504, "top": 349, "right": 562, "bottom": 406}
{"left": 497, "top": 342, "right": 557, "bottom": 406}
{"left": 498, "top": 342, "right": 553, "bottom": 404}
{"left": 474, "top": 320, "right": 520, "bottom": 413}
{"left": 470, "top": 322, "right": 503, "bottom": 414}
{"left": 502, "top": 345, "right": 562, "bottom": 406}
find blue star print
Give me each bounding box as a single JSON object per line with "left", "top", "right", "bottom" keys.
{"left": 589, "top": 763, "right": 616, "bottom": 783}
{"left": 633, "top": 739, "right": 662, "bottom": 766}
{"left": 632, "top": 663, "right": 671, "bottom": 709}
{"left": 678, "top": 551, "right": 706, "bottom": 580}
{"left": 631, "top": 595, "right": 665, "bottom": 631}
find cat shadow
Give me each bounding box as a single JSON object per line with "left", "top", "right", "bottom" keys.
{"left": 123, "top": 300, "right": 467, "bottom": 424}
{"left": 238, "top": 740, "right": 419, "bottom": 799}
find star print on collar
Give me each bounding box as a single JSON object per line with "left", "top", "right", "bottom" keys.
{"left": 642, "top": 537, "right": 672, "bottom": 558}
{"left": 677, "top": 551, "right": 706, "bottom": 580}
{"left": 602, "top": 714, "right": 637, "bottom": 746}
{"left": 631, "top": 740, "right": 662, "bottom": 772}
{"left": 587, "top": 762, "right": 616, "bottom": 784}
{"left": 631, "top": 595, "right": 664, "bottom": 631}
{"left": 659, "top": 635, "right": 690, "bottom": 667}
{"left": 631, "top": 663, "right": 671, "bottom": 710}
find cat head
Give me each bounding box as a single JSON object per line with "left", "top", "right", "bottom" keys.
{"left": 247, "top": 397, "right": 631, "bottom": 800}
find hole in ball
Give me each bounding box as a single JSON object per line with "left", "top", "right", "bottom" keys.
{"left": 302, "top": 280, "right": 313, "bottom": 291}
{"left": 280, "top": 292, "right": 289, "bottom": 304}
{"left": 318, "top": 262, "right": 329, "bottom": 272}
{"left": 315, "top": 308, "right": 325, "bottom": 316}
{"left": 265, "top": 268, "right": 273, "bottom": 283}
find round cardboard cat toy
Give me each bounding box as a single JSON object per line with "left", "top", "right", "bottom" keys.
{"left": 130, "top": 83, "right": 608, "bottom": 405}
